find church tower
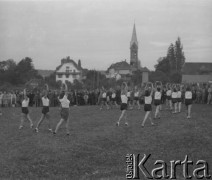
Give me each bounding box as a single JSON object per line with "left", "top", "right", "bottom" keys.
{"left": 130, "top": 23, "right": 139, "bottom": 68}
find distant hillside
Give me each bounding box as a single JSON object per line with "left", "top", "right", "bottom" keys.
{"left": 37, "top": 69, "right": 55, "bottom": 77}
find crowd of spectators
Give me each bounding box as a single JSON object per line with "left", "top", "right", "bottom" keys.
{"left": 0, "top": 82, "right": 211, "bottom": 108}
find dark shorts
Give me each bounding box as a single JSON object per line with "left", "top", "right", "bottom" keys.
{"left": 172, "top": 98, "right": 177, "bottom": 104}
{"left": 60, "top": 108, "right": 69, "bottom": 121}
{"left": 185, "top": 99, "right": 192, "bottom": 106}
{"left": 144, "top": 104, "right": 152, "bottom": 112}
{"left": 177, "top": 98, "right": 182, "bottom": 102}
{"left": 154, "top": 99, "right": 161, "bottom": 106}
{"left": 111, "top": 98, "right": 116, "bottom": 102}
{"left": 42, "top": 106, "right": 49, "bottom": 114}
{"left": 167, "top": 96, "right": 171, "bottom": 100}
{"left": 22, "top": 107, "right": 29, "bottom": 114}
{"left": 102, "top": 98, "right": 107, "bottom": 102}
{"left": 120, "top": 103, "right": 128, "bottom": 111}
{"left": 134, "top": 97, "right": 139, "bottom": 101}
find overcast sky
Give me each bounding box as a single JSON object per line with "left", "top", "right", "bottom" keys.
{"left": 0, "top": 0, "right": 211, "bottom": 71}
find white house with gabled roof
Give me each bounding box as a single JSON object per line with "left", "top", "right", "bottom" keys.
{"left": 55, "top": 57, "right": 83, "bottom": 83}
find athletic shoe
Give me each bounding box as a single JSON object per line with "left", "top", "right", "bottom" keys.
{"left": 48, "top": 129, "right": 53, "bottom": 132}
{"left": 30, "top": 124, "right": 34, "bottom": 128}
{"left": 141, "top": 125, "right": 144, "bottom": 128}
{"left": 151, "top": 123, "right": 156, "bottom": 126}
{"left": 19, "top": 126, "right": 23, "bottom": 130}
{"left": 125, "top": 122, "right": 128, "bottom": 126}
{"left": 53, "top": 131, "right": 56, "bottom": 135}
{"left": 35, "top": 128, "right": 39, "bottom": 133}
{"left": 116, "top": 122, "right": 119, "bottom": 126}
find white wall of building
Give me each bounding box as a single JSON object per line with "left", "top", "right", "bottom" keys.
{"left": 56, "top": 74, "right": 80, "bottom": 83}
{"left": 57, "top": 63, "right": 80, "bottom": 73}
{"left": 56, "top": 62, "right": 81, "bottom": 83}
{"left": 118, "top": 69, "right": 131, "bottom": 75}
{"left": 182, "top": 75, "right": 212, "bottom": 83}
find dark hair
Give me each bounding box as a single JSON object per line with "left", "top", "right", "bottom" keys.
{"left": 59, "top": 91, "right": 65, "bottom": 99}
{"left": 186, "top": 87, "right": 191, "bottom": 91}
{"left": 145, "top": 90, "right": 150, "bottom": 97}
{"left": 157, "top": 87, "right": 161, "bottom": 92}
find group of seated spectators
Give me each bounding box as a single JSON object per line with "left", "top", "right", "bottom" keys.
{"left": 0, "top": 82, "right": 211, "bottom": 108}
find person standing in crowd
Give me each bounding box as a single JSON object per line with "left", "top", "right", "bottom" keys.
{"left": 207, "top": 84, "right": 212, "bottom": 104}
{"left": 100, "top": 88, "right": 109, "bottom": 110}
{"left": 127, "top": 88, "right": 132, "bottom": 110}
{"left": 0, "top": 91, "right": 2, "bottom": 115}
{"left": 29, "top": 90, "right": 35, "bottom": 107}
{"left": 141, "top": 82, "right": 155, "bottom": 127}
{"left": 171, "top": 84, "right": 178, "bottom": 114}
{"left": 11, "top": 91, "right": 17, "bottom": 107}
{"left": 111, "top": 89, "right": 118, "bottom": 108}
{"left": 116, "top": 82, "right": 128, "bottom": 126}
{"left": 19, "top": 89, "right": 33, "bottom": 130}
{"left": 154, "top": 82, "right": 162, "bottom": 119}
{"left": 177, "top": 85, "right": 182, "bottom": 113}
{"left": 84, "top": 90, "right": 89, "bottom": 105}
{"left": 166, "top": 84, "right": 172, "bottom": 110}
{"left": 53, "top": 83, "right": 70, "bottom": 135}
{"left": 133, "top": 86, "right": 141, "bottom": 110}
{"left": 161, "top": 85, "right": 167, "bottom": 106}
{"left": 34, "top": 91, "right": 41, "bottom": 107}
{"left": 185, "top": 86, "right": 193, "bottom": 119}
{"left": 35, "top": 85, "right": 52, "bottom": 133}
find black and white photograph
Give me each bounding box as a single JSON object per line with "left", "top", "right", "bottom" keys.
{"left": 0, "top": 0, "right": 212, "bottom": 179}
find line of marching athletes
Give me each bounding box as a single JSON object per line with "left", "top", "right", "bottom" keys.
{"left": 117, "top": 82, "right": 194, "bottom": 127}
{"left": 17, "top": 82, "right": 194, "bottom": 132}
{"left": 19, "top": 84, "right": 71, "bottom": 135}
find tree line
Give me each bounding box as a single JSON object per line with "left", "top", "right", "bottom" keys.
{"left": 0, "top": 37, "right": 185, "bottom": 90}
{"left": 150, "top": 37, "right": 185, "bottom": 83}
{"left": 0, "top": 57, "right": 42, "bottom": 89}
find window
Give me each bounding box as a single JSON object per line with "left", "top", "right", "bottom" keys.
{"left": 58, "top": 74, "right": 62, "bottom": 78}
{"left": 66, "top": 66, "right": 70, "bottom": 73}
{"left": 66, "top": 74, "right": 69, "bottom": 78}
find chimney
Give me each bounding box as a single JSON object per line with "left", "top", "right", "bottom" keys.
{"left": 78, "top": 59, "right": 81, "bottom": 68}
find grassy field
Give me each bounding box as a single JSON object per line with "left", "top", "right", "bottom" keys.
{"left": 0, "top": 104, "right": 211, "bottom": 180}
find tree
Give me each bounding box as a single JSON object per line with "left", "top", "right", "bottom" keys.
{"left": 131, "top": 70, "right": 143, "bottom": 85}
{"left": 175, "top": 37, "right": 185, "bottom": 72}
{"left": 153, "top": 37, "right": 186, "bottom": 83}
{"left": 170, "top": 71, "right": 182, "bottom": 83}
{"left": 83, "top": 70, "right": 106, "bottom": 89}
{"left": 45, "top": 72, "right": 62, "bottom": 89}
{"left": 16, "top": 57, "right": 41, "bottom": 84}
{"left": 0, "top": 59, "right": 18, "bottom": 85}
{"left": 149, "top": 71, "right": 169, "bottom": 83}
{"left": 72, "top": 79, "right": 83, "bottom": 90}
{"left": 155, "top": 57, "right": 170, "bottom": 75}
{"left": 167, "top": 43, "right": 176, "bottom": 71}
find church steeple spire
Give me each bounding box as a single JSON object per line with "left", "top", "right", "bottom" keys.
{"left": 130, "top": 23, "right": 139, "bottom": 68}
{"left": 130, "top": 23, "right": 138, "bottom": 47}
